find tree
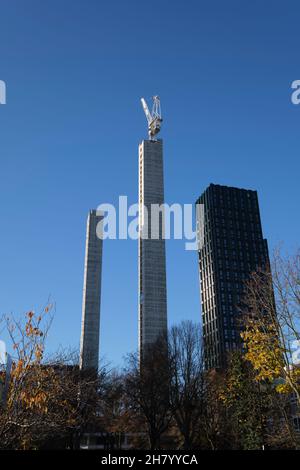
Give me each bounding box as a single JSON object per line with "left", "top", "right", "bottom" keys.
{"left": 98, "top": 369, "right": 131, "bottom": 448}
{"left": 219, "top": 351, "right": 269, "bottom": 449}
{"left": 0, "top": 307, "right": 101, "bottom": 449}
{"left": 168, "top": 321, "right": 205, "bottom": 449}
{"left": 201, "top": 368, "right": 231, "bottom": 450}
{"left": 124, "top": 335, "right": 171, "bottom": 450}
{"left": 240, "top": 249, "right": 300, "bottom": 404}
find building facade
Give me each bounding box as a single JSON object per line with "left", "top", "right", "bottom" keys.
{"left": 196, "top": 184, "right": 270, "bottom": 369}
{"left": 138, "top": 139, "right": 167, "bottom": 357}
{"left": 79, "top": 210, "right": 103, "bottom": 371}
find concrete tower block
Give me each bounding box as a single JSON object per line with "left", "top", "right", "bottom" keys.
{"left": 79, "top": 210, "right": 103, "bottom": 371}
{"left": 138, "top": 139, "right": 168, "bottom": 358}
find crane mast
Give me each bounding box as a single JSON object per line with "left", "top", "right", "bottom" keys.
{"left": 140, "top": 96, "right": 162, "bottom": 140}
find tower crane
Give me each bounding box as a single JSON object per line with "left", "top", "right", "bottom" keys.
{"left": 140, "top": 96, "right": 162, "bottom": 140}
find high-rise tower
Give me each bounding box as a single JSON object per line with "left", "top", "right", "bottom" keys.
{"left": 79, "top": 210, "right": 103, "bottom": 371}
{"left": 139, "top": 97, "right": 167, "bottom": 357}
{"left": 196, "top": 184, "right": 270, "bottom": 369}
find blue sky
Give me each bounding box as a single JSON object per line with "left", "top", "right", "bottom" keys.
{"left": 0, "top": 0, "right": 299, "bottom": 367}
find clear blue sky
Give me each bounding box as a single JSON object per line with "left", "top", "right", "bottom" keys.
{"left": 0, "top": 0, "right": 299, "bottom": 367}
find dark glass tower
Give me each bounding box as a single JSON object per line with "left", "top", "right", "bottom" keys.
{"left": 196, "top": 184, "right": 270, "bottom": 369}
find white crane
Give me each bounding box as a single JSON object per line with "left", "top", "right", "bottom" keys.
{"left": 141, "top": 95, "right": 162, "bottom": 140}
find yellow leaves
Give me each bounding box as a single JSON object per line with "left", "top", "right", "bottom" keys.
{"left": 25, "top": 322, "right": 42, "bottom": 338}
{"left": 20, "top": 387, "right": 48, "bottom": 411}
{"left": 12, "top": 359, "right": 25, "bottom": 378}
{"left": 241, "top": 317, "right": 286, "bottom": 387}
{"left": 275, "top": 383, "right": 290, "bottom": 394}
{"left": 23, "top": 310, "right": 46, "bottom": 340}
{"left": 34, "top": 345, "right": 44, "bottom": 362}
{"left": 292, "top": 367, "right": 300, "bottom": 379}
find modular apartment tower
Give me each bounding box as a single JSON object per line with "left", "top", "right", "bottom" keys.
{"left": 196, "top": 184, "right": 270, "bottom": 370}
{"left": 79, "top": 210, "right": 103, "bottom": 371}
{"left": 138, "top": 139, "right": 167, "bottom": 357}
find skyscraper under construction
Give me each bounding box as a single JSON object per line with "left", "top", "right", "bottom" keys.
{"left": 138, "top": 97, "right": 167, "bottom": 358}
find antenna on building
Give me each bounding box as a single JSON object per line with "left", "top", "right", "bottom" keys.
{"left": 141, "top": 96, "right": 162, "bottom": 140}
